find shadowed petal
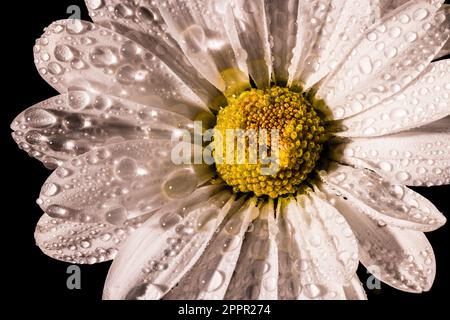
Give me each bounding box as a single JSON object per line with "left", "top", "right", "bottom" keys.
{"left": 35, "top": 212, "right": 150, "bottom": 264}
{"left": 34, "top": 20, "right": 209, "bottom": 117}
{"left": 156, "top": 0, "right": 250, "bottom": 93}
{"left": 37, "top": 140, "right": 213, "bottom": 224}
{"left": 84, "top": 0, "right": 222, "bottom": 107}
{"left": 224, "top": 200, "right": 279, "bottom": 300}
{"left": 103, "top": 187, "right": 237, "bottom": 300}
{"left": 164, "top": 198, "right": 258, "bottom": 300}
{"left": 11, "top": 92, "right": 200, "bottom": 168}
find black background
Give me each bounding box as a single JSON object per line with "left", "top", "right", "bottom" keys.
{"left": 2, "top": 0, "right": 449, "bottom": 307}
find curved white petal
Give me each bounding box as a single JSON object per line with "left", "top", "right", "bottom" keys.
{"left": 377, "top": 0, "right": 445, "bottom": 18}
{"left": 343, "top": 277, "right": 367, "bottom": 300}
{"left": 84, "top": 0, "right": 222, "bottom": 107}
{"left": 228, "top": 0, "right": 272, "bottom": 88}
{"left": 336, "top": 60, "right": 450, "bottom": 137}
{"left": 317, "top": 1, "right": 449, "bottom": 120}
{"left": 435, "top": 4, "right": 450, "bottom": 59}
{"left": 164, "top": 197, "right": 258, "bottom": 300}
{"left": 37, "top": 140, "right": 213, "bottom": 224}
{"left": 321, "top": 188, "right": 437, "bottom": 293}
{"left": 34, "top": 20, "right": 208, "bottom": 117}
{"left": 156, "top": 0, "right": 250, "bottom": 93}
{"left": 267, "top": 0, "right": 299, "bottom": 83}
{"left": 103, "top": 190, "right": 244, "bottom": 300}
{"left": 318, "top": 162, "right": 446, "bottom": 231}
{"left": 224, "top": 201, "right": 279, "bottom": 300}
{"left": 331, "top": 128, "right": 450, "bottom": 186}
{"left": 276, "top": 196, "right": 358, "bottom": 300}
{"left": 289, "top": 0, "right": 374, "bottom": 90}
{"left": 10, "top": 92, "right": 199, "bottom": 168}
{"left": 35, "top": 212, "right": 149, "bottom": 264}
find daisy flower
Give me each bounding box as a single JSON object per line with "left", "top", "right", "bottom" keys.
{"left": 11, "top": 0, "right": 449, "bottom": 300}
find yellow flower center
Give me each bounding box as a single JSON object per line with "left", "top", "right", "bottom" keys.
{"left": 213, "top": 86, "right": 327, "bottom": 198}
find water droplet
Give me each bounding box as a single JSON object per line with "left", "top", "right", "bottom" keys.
{"left": 46, "top": 205, "right": 76, "bottom": 219}
{"left": 358, "top": 56, "right": 373, "bottom": 74}
{"left": 181, "top": 24, "right": 206, "bottom": 54}
{"left": 42, "top": 182, "right": 60, "bottom": 197}
{"left": 378, "top": 161, "right": 393, "bottom": 172}
{"left": 413, "top": 8, "right": 429, "bottom": 21}
{"left": 105, "top": 206, "right": 128, "bottom": 225}
{"left": 200, "top": 270, "right": 225, "bottom": 292}
{"left": 162, "top": 169, "right": 198, "bottom": 199}
{"left": 160, "top": 212, "right": 183, "bottom": 229}
{"left": 396, "top": 171, "right": 411, "bottom": 182}
{"left": 54, "top": 45, "right": 76, "bottom": 62}
{"left": 89, "top": 46, "right": 119, "bottom": 67}
{"left": 115, "top": 157, "right": 138, "bottom": 180}
{"left": 304, "top": 284, "right": 324, "bottom": 298}
{"left": 24, "top": 108, "right": 57, "bottom": 128}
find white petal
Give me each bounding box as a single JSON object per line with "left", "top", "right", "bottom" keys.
{"left": 35, "top": 212, "right": 149, "bottom": 264}
{"left": 164, "top": 198, "right": 258, "bottom": 300}
{"left": 34, "top": 20, "right": 208, "bottom": 116}
{"left": 37, "top": 140, "right": 213, "bottom": 224}
{"left": 377, "top": 0, "right": 444, "bottom": 18}
{"left": 10, "top": 92, "right": 199, "bottom": 168}
{"left": 289, "top": 0, "right": 374, "bottom": 89}
{"left": 102, "top": 190, "right": 242, "bottom": 300}
{"left": 228, "top": 0, "right": 272, "bottom": 88}
{"left": 335, "top": 60, "right": 450, "bottom": 137}
{"left": 435, "top": 4, "right": 450, "bottom": 59}
{"left": 343, "top": 277, "right": 367, "bottom": 300}
{"left": 276, "top": 196, "right": 358, "bottom": 300}
{"left": 317, "top": 1, "right": 449, "bottom": 120}
{"left": 84, "top": 0, "right": 222, "bottom": 107}
{"left": 156, "top": 0, "right": 250, "bottom": 93}
{"left": 318, "top": 163, "right": 446, "bottom": 231}
{"left": 331, "top": 128, "right": 450, "bottom": 186}
{"left": 321, "top": 189, "right": 437, "bottom": 293}
{"left": 266, "top": 0, "right": 299, "bottom": 83}
{"left": 224, "top": 201, "right": 279, "bottom": 300}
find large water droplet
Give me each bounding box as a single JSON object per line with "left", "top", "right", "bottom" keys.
{"left": 181, "top": 25, "right": 206, "bottom": 54}
{"left": 24, "top": 108, "right": 57, "bottom": 128}
{"left": 200, "top": 270, "right": 225, "bottom": 292}
{"left": 115, "top": 157, "right": 138, "bottom": 180}
{"left": 162, "top": 169, "right": 198, "bottom": 199}
{"left": 105, "top": 206, "right": 128, "bottom": 225}
{"left": 46, "top": 205, "right": 76, "bottom": 219}
{"left": 160, "top": 212, "right": 183, "bottom": 229}
{"left": 89, "top": 46, "right": 119, "bottom": 67}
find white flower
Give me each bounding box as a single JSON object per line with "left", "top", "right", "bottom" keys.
{"left": 11, "top": 0, "right": 449, "bottom": 300}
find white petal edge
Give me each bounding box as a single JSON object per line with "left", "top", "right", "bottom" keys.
{"left": 10, "top": 92, "right": 200, "bottom": 168}
{"left": 318, "top": 162, "right": 446, "bottom": 231}
{"left": 320, "top": 187, "right": 437, "bottom": 293}
{"left": 331, "top": 127, "right": 450, "bottom": 186}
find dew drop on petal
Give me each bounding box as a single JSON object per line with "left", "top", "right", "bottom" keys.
{"left": 162, "top": 169, "right": 198, "bottom": 199}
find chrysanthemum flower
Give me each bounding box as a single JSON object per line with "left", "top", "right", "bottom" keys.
{"left": 12, "top": 0, "right": 449, "bottom": 300}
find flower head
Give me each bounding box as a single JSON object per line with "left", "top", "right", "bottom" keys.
{"left": 12, "top": 0, "right": 449, "bottom": 300}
